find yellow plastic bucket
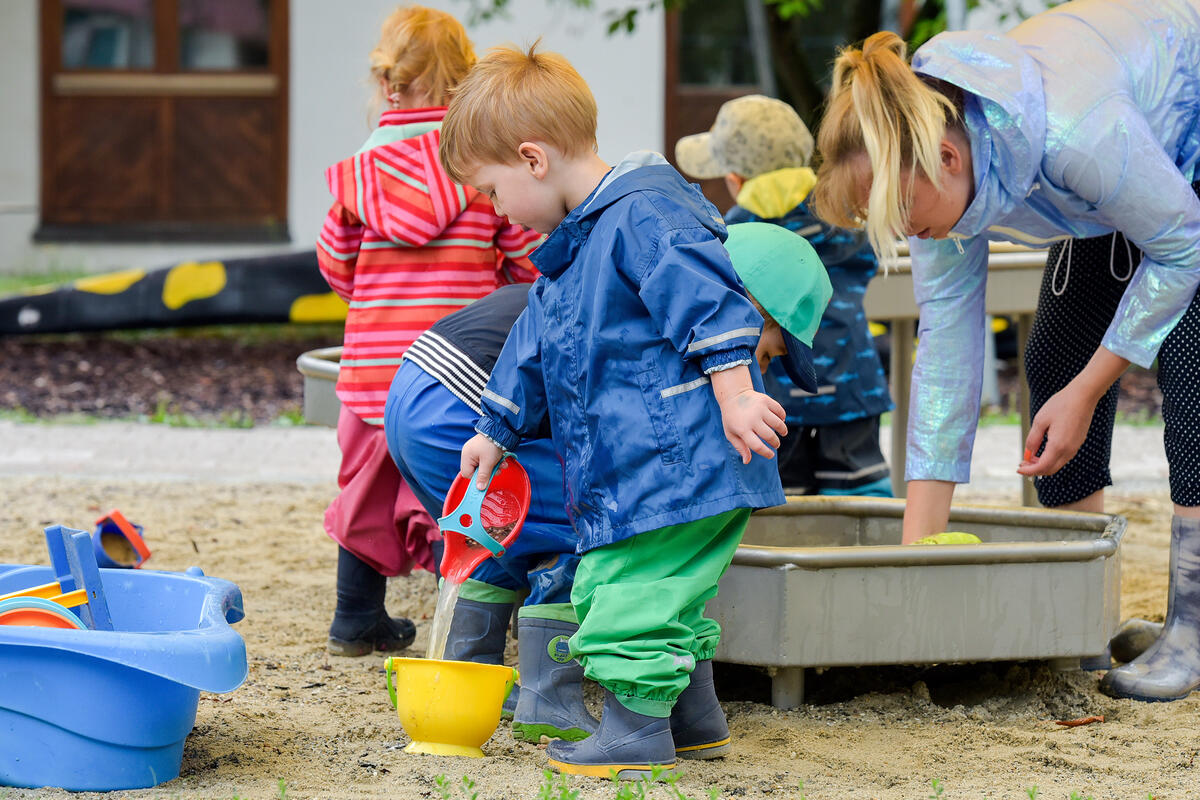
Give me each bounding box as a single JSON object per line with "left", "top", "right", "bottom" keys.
{"left": 384, "top": 656, "right": 517, "bottom": 757}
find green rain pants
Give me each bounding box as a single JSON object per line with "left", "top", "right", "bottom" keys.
{"left": 569, "top": 508, "right": 750, "bottom": 718}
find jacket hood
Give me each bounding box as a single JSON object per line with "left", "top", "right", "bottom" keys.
{"left": 326, "top": 107, "right": 476, "bottom": 248}
{"left": 736, "top": 167, "right": 817, "bottom": 220}
{"left": 532, "top": 152, "right": 727, "bottom": 277}
{"left": 912, "top": 32, "right": 1047, "bottom": 237}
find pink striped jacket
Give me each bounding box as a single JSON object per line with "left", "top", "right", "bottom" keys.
{"left": 316, "top": 107, "right": 541, "bottom": 425}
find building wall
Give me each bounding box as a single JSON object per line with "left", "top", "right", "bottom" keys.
{"left": 0, "top": 0, "right": 664, "bottom": 275}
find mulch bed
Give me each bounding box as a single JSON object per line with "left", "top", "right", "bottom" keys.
{"left": 0, "top": 328, "right": 1164, "bottom": 425}
{"left": 0, "top": 327, "right": 341, "bottom": 424}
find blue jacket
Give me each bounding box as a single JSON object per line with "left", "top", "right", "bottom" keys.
{"left": 476, "top": 153, "right": 786, "bottom": 552}
{"left": 906, "top": 0, "right": 1200, "bottom": 483}
{"left": 726, "top": 167, "right": 892, "bottom": 426}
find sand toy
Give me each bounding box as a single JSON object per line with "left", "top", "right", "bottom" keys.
{"left": 0, "top": 525, "right": 248, "bottom": 791}
{"left": 437, "top": 454, "right": 531, "bottom": 583}
{"left": 384, "top": 657, "right": 518, "bottom": 757}
{"left": 387, "top": 455, "right": 529, "bottom": 756}
{"left": 92, "top": 508, "right": 152, "bottom": 568}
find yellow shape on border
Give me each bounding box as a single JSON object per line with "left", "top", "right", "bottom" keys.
{"left": 290, "top": 292, "right": 348, "bottom": 322}
{"left": 162, "top": 261, "right": 227, "bottom": 310}
{"left": 73, "top": 269, "right": 147, "bottom": 295}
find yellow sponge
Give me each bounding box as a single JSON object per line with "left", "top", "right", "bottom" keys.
{"left": 911, "top": 531, "right": 982, "bottom": 545}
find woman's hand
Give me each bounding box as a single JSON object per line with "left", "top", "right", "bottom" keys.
{"left": 1018, "top": 346, "right": 1128, "bottom": 477}
{"left": 460, "top": 433, "right": 504, "bottom": 489}
{"left": 1018, "top": 384, "right": 1097, "bottom": 476}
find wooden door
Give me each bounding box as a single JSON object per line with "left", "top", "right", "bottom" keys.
{"left": 38, "top": 0, "right": 289, "bottom": 242}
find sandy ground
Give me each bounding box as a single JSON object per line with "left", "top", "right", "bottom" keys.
{"left": 1, "top": 444, "right": 1197, "bottom": 799}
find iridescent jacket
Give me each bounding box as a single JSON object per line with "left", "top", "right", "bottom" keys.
{"left": 907, "top": 0, "right": 1200, "bottom": 482}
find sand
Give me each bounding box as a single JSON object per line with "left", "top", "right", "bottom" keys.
{"left": 2, "top": 476, "right": 1197, "bottom": 800}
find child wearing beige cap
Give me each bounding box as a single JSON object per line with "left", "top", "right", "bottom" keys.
{"left": 677, "top": 94, "right": 894, "bottom": 497}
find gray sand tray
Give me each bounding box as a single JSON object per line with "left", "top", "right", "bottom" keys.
{"left": 297, "top": 348, "right": 1126, "bottom": 707}
{"left": 713, "top": 496, "right": 1124, "bottom": 707}
{"left": 296, "top": 346, "right": 343, "bottom": 428}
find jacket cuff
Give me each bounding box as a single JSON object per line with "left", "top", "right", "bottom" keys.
{"left": 1101, "top": 332, "right": 1156, "bottom": 371}
{"left": 475, "top": 416, "right": 521, "bottom": 452}
{"left": 700, "top": 346, "right": 755, "bottom": 374}
{"left": 903, "top": 458, "right": 970, "bottom": 485}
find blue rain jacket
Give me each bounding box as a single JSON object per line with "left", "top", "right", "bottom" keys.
{"left": 476, "top": 153, "right": 786, "bottom": 552}
{"left": 906, "top": 0, "right": 1200, "bottom": 483}
{"left": 726, "top": 167, "right": 892, "bottom": 426}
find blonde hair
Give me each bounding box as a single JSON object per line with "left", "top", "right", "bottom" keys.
{"left": 369, "top": 6, "right": 475, "bottom": 107}
{"left": 812, "top": 31, "right": 959, "bottom": 268}
{"left": 439, "top": 42, "right": 598, "bottom": 184}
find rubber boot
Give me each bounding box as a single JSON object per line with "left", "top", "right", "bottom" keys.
{"left": 546, "top": 689, "right": 676, "bottom": 780}
{"left": 669, "top": 659, "right": 730, "bottom": 759}
{"left": 444, "top": 597, "right": 520, "bottom": 718}
{"left": 1101, "top": 516, "right": 1200, "bottom": 701}
{"left": 328, "top": 546, "right": 416, "bottom": 657}
{"left": 1109, "top": 618, "right": 1165, "bottom": 664}
{"left": 511, "top": 617, "right": 599, "bottom": 742}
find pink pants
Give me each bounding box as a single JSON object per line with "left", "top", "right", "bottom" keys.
{"left": 324, "top": 407, "right": 438, "bottom": 576}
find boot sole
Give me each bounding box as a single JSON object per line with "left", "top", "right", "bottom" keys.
{"left": 675, "top": 737, "right": 731, "bottom": 759}
{"left": 548, "top": 758, "right": 676, "bottom": 780}
{"left": 511, "top": 722, "right": 594, "bottom": 742}
{"left": 326, "top": 635, "right": 415, "bottom": 657}
{"left": 1099, "top": 683, "right": 1194, "bottom": 702}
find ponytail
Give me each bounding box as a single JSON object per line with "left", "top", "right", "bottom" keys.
{"left": 812, "top": 31, "right": 959, "bottom": 268}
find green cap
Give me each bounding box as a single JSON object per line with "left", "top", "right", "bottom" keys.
{"left": 723, "top": 221, "right": 832, "bottom": 391}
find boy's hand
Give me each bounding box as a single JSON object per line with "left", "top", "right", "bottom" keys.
{"left": 718, "top": 388, "right": 788, "bottom": 464}
{"left": 461, "top": 433, "right": 505, "bottom": 489}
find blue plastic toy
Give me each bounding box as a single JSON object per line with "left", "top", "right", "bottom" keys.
{"left": 0, "top": 522, "right": 248, "bottom": 792}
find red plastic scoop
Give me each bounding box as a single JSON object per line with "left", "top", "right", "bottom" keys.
{"left": 438, "top": 454, "right": 531, "bottom": 584}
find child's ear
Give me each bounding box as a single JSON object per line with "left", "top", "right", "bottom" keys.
{"left": 517, "top": 142, "right": 550, "bottom": 179}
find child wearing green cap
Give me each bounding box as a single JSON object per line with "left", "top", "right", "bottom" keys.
{"left": 439, "top": 44, "right": 830, "bottom": 778}
{"left": 677, "top": 94, "right": 893, "bottom": 497}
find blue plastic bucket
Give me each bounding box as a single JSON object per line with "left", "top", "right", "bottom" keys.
{"left": 0, "top": 564, "right": 247, "bottom": 791}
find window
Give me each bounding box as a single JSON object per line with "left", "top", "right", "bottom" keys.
{"left": 38, "top": 0, "right": 289, "bottom": 242}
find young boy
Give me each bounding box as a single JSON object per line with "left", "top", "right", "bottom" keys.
{"left": 440, "top": 45, "right": 829, "bottom": 778}
{"left": 677, "top": 94, "right": 894, "bottom": 497}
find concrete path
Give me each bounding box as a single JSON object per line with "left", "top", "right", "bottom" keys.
{"left": 0, "top": 419, "right": 1172, "bottom": 499}
{"left": 0, "top": 420, "right": 341, "bottom": 484}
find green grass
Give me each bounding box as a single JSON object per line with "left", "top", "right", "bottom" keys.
{"left": 0, "top": 269, "right": 92, "bottom": 295}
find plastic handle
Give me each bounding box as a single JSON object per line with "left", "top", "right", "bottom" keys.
{"left": 437, "top": 456, "right": 512, "bottom": 558}
{"left": 384, "top": 657, "right": 398, "bottom": 709}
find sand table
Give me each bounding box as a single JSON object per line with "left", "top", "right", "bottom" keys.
{"left": 2, "top": 477, "right": 1195, "bottom": 799}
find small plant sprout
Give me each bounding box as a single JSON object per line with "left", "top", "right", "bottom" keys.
{"left": 1069, "top": 793, "right": 1095, "bottom": 800}
{"left": 536, "top": 769, "right": 580, "bottom": 800}
{"left": 929, "top": 777, "right": 945, "bottom": 799}
{"left": 1026, "top": 787, "right": 1039, "bottom": 800}
{"left": 434, "top": 774, "right": 452, "bottom": 800}
{"left": 277, "top": 779, "right": 288, "bottom": 800}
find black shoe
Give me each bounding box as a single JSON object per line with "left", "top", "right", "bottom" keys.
{"left": 329, "top": 610, "right": 416, "bottom": 657}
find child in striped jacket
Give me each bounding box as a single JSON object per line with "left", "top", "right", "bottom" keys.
{"left": 316, "top": 5, "right": 541, "bottom": 657}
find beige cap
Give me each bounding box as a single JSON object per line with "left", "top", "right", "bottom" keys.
{"left": 675, "top": 94, "right": 814, "bottom": 180}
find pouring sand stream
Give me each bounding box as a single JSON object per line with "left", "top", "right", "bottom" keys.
{"left": 425, "top": 521, "right": 515, "bottom": 661}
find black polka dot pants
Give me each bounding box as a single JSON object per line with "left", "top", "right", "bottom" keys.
{"left": 1026, "top": 232, "right": 1200, "bottom": 507}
